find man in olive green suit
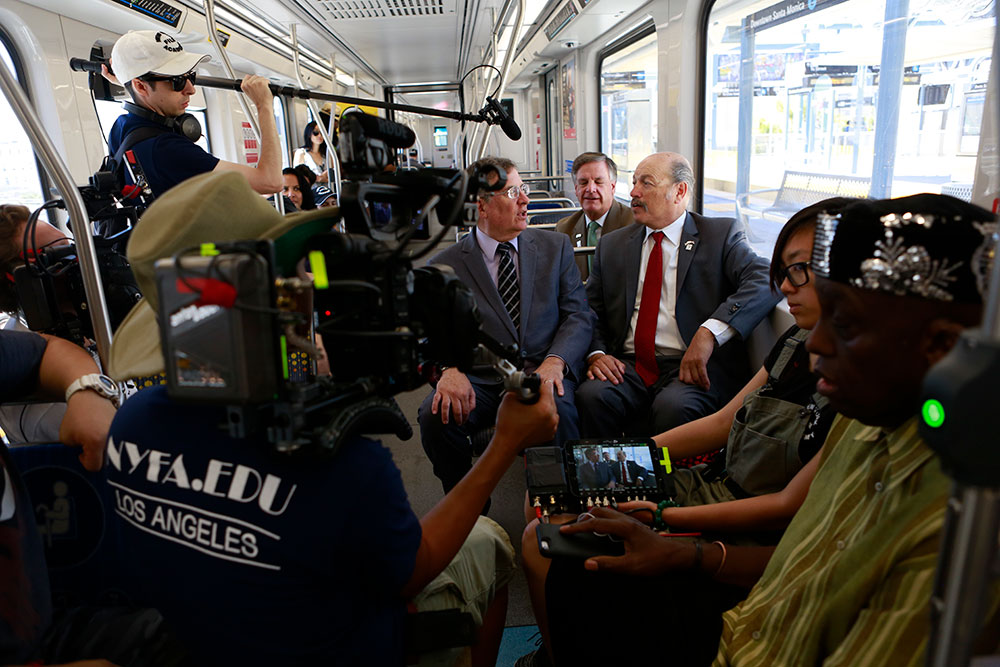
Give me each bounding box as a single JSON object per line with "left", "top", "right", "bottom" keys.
{"left": 555, "top": 152, "right": 634, "bottom": 281}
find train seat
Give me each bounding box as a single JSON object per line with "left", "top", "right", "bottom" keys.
{"left": 8, "top": 442, "right": 129, "bottom": 608}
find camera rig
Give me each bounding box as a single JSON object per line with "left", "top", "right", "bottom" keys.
{"left": 155, "top": 113, "right": 539, "bottom": 456}
{"left": 13, "top": 167, "right": 144, "bottom": 346}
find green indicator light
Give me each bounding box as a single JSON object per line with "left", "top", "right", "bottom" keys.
{"left": 280, "top": 335, "right": 289, "bottom": 380}
{"left": 200, "top": 243, "right": 219, "bottom": 257}
{"left": 922, "top": 399, "right": 946, "bottom": 428}
{"left": 659, "top": 446, "right": 672, "bottom": 474}
{"left": 309, "top": 251, "right": 329, "bottom": 289}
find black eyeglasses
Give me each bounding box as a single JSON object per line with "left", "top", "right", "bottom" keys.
{"left": 780, "top": 261, "right": 811, "bottom": 287}
{"left": 142, "top": 71, "right": 197, "bottom": 91}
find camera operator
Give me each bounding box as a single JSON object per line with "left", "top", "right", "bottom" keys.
{"left": 102, "top": 171, "right": 560, "bottom": 666}
{"left": 104, "top": 30, "right": 282, "bottom": 199}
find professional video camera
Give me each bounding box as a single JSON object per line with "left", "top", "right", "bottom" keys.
{"left": 155, "top": 112, "right": 538, "bottom": 456}
{"left": 12, "top": 174, "right": 143, "bottom": 346}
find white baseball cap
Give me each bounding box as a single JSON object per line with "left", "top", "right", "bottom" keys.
{"left": 111, "top": 30, "right": 210, "bottom": 84}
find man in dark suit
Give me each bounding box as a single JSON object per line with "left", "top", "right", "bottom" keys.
{"left": 578, "top": 447, "right": 615, "bottom": 490}
{"left": 610, "top": 450, "right": 651, "bottom": 487}
{"left": 555, "top": 152, "right": 634, "bottom": 281}
{"left": 418, "top": 156, "right": 595, "bottom": 495}
{"left": 578, "top": 152, "right": 779, "bottom": 436}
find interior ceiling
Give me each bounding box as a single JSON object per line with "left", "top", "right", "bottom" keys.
{"left": 293, "top": 0, "right": 510, "bottom": 86}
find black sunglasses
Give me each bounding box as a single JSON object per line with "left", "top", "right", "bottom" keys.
{"left": 780, "top": 260, "right": 811, "bottom": 287}
{"left": 142, "top": 71, "right": 197, "bottom": 91}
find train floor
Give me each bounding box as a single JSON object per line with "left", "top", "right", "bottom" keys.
{"left": 382, "top": 385, "right": 544, "bottom": 665}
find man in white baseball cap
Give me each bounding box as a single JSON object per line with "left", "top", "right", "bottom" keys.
{"left": 105, "top": 30, "right": 282, "bottom": 199}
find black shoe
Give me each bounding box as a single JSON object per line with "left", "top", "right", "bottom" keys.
{"left": 513, "top": 633, "right": 553, "bottom": 667}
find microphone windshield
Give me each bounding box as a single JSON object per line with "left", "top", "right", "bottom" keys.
{"left": 500, "top": 117, "right": 522, "bottom": 141}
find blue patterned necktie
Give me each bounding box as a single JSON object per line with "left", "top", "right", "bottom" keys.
{"left": 496, "top": 242, "right": 520, "bottom": 330}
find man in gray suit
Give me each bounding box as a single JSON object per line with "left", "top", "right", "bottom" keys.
{"left": 578, "top": 152, "right": 778, "bottom": 436}
{"left": 555, "top": 152, "right": 634, "bottom": 281}
{"left": 419, "top": 156, "right": 595, "bottom": 495}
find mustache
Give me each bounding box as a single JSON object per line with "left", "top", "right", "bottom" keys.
{"left": 630, "top": 199, "right": 647, "bottom": 210}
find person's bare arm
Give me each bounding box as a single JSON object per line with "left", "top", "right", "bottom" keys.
{"left": 660, "top": 449, "right": 822, "bottom": 533}
{"left": 402, "top": 382, "right": 559, "bottom": 596}
{"left": 653, "top": 365, "right": 768, "bottom": 460}
{"left": 559, "top": 507, "right": 774, "bottom": 588}
{"left": 212, "top": 75, "right": 283, "bottom": 195}
{"left": 36, "top": 335, "right": 116, "bottom": 472}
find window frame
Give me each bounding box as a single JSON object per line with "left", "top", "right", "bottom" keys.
{"left": 0, "top": 25, "right": 50, "bottom": 206}
{"left": 596, "top": 19, "right": 657, "bottom": 170}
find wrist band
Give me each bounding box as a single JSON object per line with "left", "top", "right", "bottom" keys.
{"left": 692, "top": 541, "right": 703, "bottom": 571}
{"left": 711, "top": 541, "right": 728, "bottom": 577}
{"left": 653, "top": 498, "right": 679, "bottom": 532}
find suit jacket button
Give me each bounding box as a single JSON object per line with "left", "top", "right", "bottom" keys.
{"left": 729, "top": 304, "right": 740, "bottom": 313}
{"left": 521, "top": 351, "right": 528, "bottom": 359}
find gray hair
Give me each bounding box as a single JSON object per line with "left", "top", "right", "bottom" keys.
{"left": 571, "top": 152, "right": 618, "bottom": 183}
{"left": 670, "top": 155, "right": 695, "bottom": 199}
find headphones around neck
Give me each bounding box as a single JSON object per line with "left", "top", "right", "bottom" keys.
{"left": 123, "top": 101, "right": 202, "bottom": 143}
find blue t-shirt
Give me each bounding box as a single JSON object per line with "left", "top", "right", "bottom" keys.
{"left": 0, "top": 331, "right": 51, "bottom": 663}
{"left": 105, "top": 386, "right": 422, "bottom": 666}
{"left": 108, "top": 111, "right": 220, "bottom": 199}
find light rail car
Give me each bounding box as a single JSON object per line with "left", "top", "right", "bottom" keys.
{"left": 0, "top": 0, "right": 998, "bottom": 664}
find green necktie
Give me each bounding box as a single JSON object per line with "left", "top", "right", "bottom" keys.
{"left": 586, "top": 219, "right": 600, "bottom": 273}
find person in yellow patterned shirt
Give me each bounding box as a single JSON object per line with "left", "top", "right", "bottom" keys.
{"left": 557, "top": 193, "right": 998, "bottom": 666}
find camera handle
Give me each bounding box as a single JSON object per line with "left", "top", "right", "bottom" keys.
{"left": 474, "top": 330, "right": 541, "bottom": 404}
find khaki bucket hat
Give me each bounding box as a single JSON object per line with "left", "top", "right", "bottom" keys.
{"left": 108, "top": 170, "right": 336, "bottom": 380}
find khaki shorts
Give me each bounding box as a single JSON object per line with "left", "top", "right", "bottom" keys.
{"left": 412, "top": 515, "right": 516, "bottom": 667}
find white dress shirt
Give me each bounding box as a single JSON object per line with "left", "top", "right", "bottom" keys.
{"left": 475, "top": 228, "right": 520, "bottom": 286}
{"left": 594, "top": 211, "right": 736, "bottom": 360}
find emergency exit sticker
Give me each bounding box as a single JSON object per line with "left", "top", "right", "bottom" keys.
{"left": 242, "top": 121, "right": 259, "bottom": 165}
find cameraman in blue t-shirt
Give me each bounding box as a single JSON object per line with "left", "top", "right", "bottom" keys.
{"left": 103, "top": 171, "right": 560, "bottom": 666}
{"left": 104, "top": 30, "right": 283, "bottom": 199}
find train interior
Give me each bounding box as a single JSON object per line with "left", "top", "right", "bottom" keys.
{"left": 0, "top": 0, "right": 998, "bottom": 663}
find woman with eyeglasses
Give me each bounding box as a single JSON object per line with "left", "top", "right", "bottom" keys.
{"left": 639, "top": 197, "right": 859, "bottom": 534}
{"left": 292, "top": 120, "right": 331, "bottom": 184}
{"left": 518, "top": 198, "right": 856, "bottom": 667}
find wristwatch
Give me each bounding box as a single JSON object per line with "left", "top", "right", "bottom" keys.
{"left": 65, "top": 373, "right": 121, "bottom": 408}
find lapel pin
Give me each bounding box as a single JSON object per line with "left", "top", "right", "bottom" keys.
{"left": 684, "top": 240, "right": 696, "bottom": 251}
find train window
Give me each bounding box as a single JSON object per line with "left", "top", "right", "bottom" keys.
{"left": 0, "top": 31, "right": 46, "bottom": 208}
{"left": 599, "top": 24, "right": 657, "bottom": 195}
{"left": 273, "top": 95, "right": 290, "bottom": 168}
{"left": 703, "top": 0, "right": 995, "bottom": 255}
{"left": 94, "top": 100, "right": 211, "bottom": 154}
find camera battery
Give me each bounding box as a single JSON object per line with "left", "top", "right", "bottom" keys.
{"left": 156, "top": 252, "right": 278, "bottom": 403}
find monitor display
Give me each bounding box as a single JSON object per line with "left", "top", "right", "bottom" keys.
{"left": 433, "top": 126, "right": 448, "bottom": 148}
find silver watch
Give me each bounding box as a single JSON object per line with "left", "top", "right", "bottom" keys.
{"left": 65, "top": 373, "right": 120, "bottom": 408}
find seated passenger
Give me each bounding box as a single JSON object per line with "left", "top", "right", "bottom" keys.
{"left": 532, "top": 194, "right": 1000, "bottom": 666}
{"left": 554, "top": 152, "right": 634, "bottom": 281}
{"left": 418, "top": 157, "right": 593, "bottom": 503}
{"left": 103, "top": 171, "right": 560, "bottom": 666}
{"left": 517, "top": 199, "right": 846, "bottom": 666}
{"left": 281, "top": 165, "right": 317, "bottom": 211}
{"left": 577, "top": 152, "right": 779, "bottom": 438}
{"left": 0, "top": 204, "right": 73, "bottom": 443}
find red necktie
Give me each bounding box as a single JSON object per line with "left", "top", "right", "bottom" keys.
{"left": 621, "top": 461, "right": 627, "bottom": 484}
{"left": 635, "top": 231, "right": 664, "bottom": 386}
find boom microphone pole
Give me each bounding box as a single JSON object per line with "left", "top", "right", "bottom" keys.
{"left": 69, "top": 57, "right": 514, "bottom": 130}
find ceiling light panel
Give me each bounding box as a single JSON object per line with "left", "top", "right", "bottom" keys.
{"left": 315, "top": 0, "right": 455, "bottom": 20}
